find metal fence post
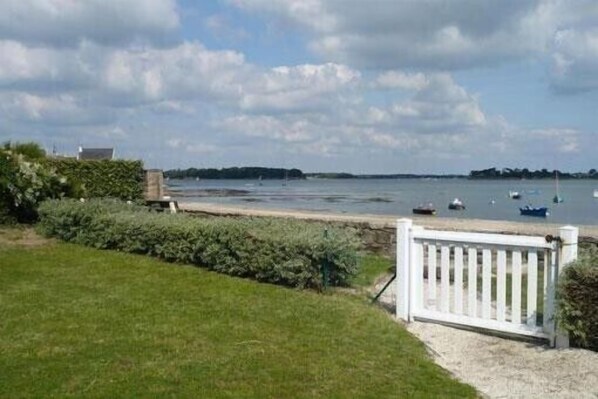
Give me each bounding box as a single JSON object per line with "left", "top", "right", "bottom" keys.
{"left": 322, "top": 228, "right": 330, "bottom": 291}
{"left": 555, "top": 225, "right": 579, "bottom": 349}
{"left": 396, "top": 219, "right": 412, "bottom": 322}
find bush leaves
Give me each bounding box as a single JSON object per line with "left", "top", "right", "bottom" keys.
{"left": 37, "top": 199, "right": 360, "bottom": 290}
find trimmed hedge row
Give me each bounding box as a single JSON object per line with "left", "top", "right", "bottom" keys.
{"left": 37, "top": 199, "right": 359, "bottom": 289}
{"left": 558, "top": 246, "right": 598, "bottom": 350}
{"left": 44, "top": 159, "right": 144, "bottom": 200}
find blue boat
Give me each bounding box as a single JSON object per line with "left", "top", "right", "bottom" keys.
{"left": 519, "top": 205, "right": 549, "bottom": 217}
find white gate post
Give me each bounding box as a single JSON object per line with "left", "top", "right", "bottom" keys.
{"left": 396, "top": 219, "right": 412, "bottom": 322}
{"left": 555, "top": 226, "right": 579, "bottom": 348}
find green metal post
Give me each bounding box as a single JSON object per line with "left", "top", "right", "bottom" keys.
{"left": 322, "top": 228, "right": 329, "bottom": 290}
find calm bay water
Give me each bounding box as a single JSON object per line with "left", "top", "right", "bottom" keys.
{"left": 168, "top": 178, "right": 598, "bottom": 226}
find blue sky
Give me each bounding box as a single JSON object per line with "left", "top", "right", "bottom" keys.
{"left": 0, "top": 0, "right": 596, "bottom": 173}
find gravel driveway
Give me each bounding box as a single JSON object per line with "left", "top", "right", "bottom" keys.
{"left": 373, "top": 277, "right": 598, "bottom": 399}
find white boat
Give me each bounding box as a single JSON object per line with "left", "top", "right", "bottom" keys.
{"left": 594, "top": 189, "right": 598, "bottom": 198}
{"left": 448, "top": 198, "right": 465, "bottom": 210}
{"left": 508, "top": 191, "right": 522, "bottom": 199}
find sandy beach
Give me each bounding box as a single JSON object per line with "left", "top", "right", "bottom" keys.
{"left": 180, "top": 202, "right": 598, "bottom": 241}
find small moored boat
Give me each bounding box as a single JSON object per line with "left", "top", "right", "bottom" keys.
{"left": 594, "top": 189, "right": 598, "bottom": 198}
{"left": 509, "top": 191, "right": 522, "bottom": 200}
{"left": 519, "top": 205, "right": 549, "bottom": 217}
{"left": 413, "top": 203, "right": 436, "bottom": 215}
{"left": 448, "top": 198, "right": 465, "bottom": 210}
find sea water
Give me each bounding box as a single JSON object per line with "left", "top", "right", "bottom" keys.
{"left": 167, "top": 178, "right": 598, "bottom": 226}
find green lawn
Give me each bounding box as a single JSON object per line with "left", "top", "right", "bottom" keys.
{"left": 351, "top": 254, "right": 393, "bottom": 288}
{"left": 0, "top": 230, "right": 476, "bottom": 398}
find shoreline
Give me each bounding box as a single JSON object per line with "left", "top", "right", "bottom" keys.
{"left": 179, "top": 202, "right": 598, "bottom": 242}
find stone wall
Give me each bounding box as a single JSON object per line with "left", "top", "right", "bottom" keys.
{"left": 181, "top": 205, "right": 598, "bottom": 257}
{"left": 183, "top": 208, "right": 395, "bottom": 255}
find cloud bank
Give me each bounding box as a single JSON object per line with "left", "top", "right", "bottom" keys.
{"left": 0, "top": 0, "right": 595, "bottom": 172}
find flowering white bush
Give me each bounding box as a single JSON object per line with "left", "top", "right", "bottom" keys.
{"left": 1, "top": 149, "right": 75, "bottom": 223}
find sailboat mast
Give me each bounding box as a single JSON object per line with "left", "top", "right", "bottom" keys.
{"left": 553, "top": 170, "right": 563, "bottom": 203}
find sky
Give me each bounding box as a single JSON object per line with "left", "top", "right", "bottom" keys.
{"left": 0, "top": 0, "right": 597, "bottom": 174}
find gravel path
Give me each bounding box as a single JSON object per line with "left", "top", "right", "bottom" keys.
{"left": 372, "top": 276, "right": 598, "bottom": 399}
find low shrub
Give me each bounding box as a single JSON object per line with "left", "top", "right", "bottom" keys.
{"left": 557, "top": 246, "right": 598, "bottom": 350}
{"left": 37, "top": 199, "right": 359, "bottom": 289}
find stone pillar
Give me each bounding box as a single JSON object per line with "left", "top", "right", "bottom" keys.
{"left": 144, "top": 169, "right": 164, "bottom": 200}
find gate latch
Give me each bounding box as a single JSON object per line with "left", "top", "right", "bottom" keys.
{"left": 544, "top": 234, "right": 562, "bottom": 244}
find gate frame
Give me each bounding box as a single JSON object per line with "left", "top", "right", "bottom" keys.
{"left": 396, "top": 218, "right": 578, "bottom": 348}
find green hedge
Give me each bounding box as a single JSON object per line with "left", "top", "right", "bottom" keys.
{"left": 558, "top": 246, "right": 598, "bottom": 350}
{"left": 44, "top": 159, "right": 144, "bottom": 200}
{"left": 37, "top": 199, "right": 359, "bottom": 289}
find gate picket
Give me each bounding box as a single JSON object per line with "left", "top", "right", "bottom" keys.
{"left": 482, "top": 249, "right": 492, "bottom": 319}
{"left": 467, "top": 247, "right": 477, "bottom": 317}
{"left": 496, "top": 249, "right": 507, "bottom": 322}
{"left": 440, "top": 245, "right": 450, "bottom": 312}
{"left": 454, "top": 246, "right": 464, "bottom": 315}
{"left": 428, "top": 244, "right": 437, "bottom": 308}
{"left": 511, "top": 250, "right": 522, "bottom": 324}
{"left": 527, "top": 250, "right": 538, "bottom": 328}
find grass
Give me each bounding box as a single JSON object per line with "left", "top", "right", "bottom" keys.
{"left": 0, "top": 228, "right": 476, "bottom": 398}
{"left": 351, "top": 254, "right": 393, "bottom": 287}
{"left": 0, "top": 225, "right": 26, "bottom": 242}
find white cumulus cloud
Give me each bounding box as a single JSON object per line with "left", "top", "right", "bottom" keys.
{"left": 0, "top": 0, "right": 179, "bottom": 47}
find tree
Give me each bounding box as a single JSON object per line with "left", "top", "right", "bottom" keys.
{"left": 2, "top": 141, "right": 46, "bottom": 160}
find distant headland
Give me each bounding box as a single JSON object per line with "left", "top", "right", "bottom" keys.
{"left": 164, "top": 167, "right": 303, "bottom": 180}
{"left": 164, "top": 166, "right": 598, "bottom": 180}
{"left": 468, "top": 167, "right": 598, "bottom": 180}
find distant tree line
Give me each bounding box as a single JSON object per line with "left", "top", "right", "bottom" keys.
{"left": 469, "top": 167, "right": 598, "bottom": 179}
{"left": 164, "top": 167, "right": 304, "bottom": 180}
{"left": 305, "top": 173, "right": 356, "bottom": 179}
{"left": 304, "top": 173, "right": 466, "bottom": 179}
{"left": 356, "top": 173, "right": 465, "bottom": 179}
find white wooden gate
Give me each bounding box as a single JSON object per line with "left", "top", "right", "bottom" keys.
{"left": 396, "top": 219, "right": 578, "bottom": 347}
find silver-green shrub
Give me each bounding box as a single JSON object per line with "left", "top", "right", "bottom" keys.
{"left": 557, "top": 246, "right": 598, "bottom": 350}
{"left": 38, "top": 199, "right": 359, "bottom": 289}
